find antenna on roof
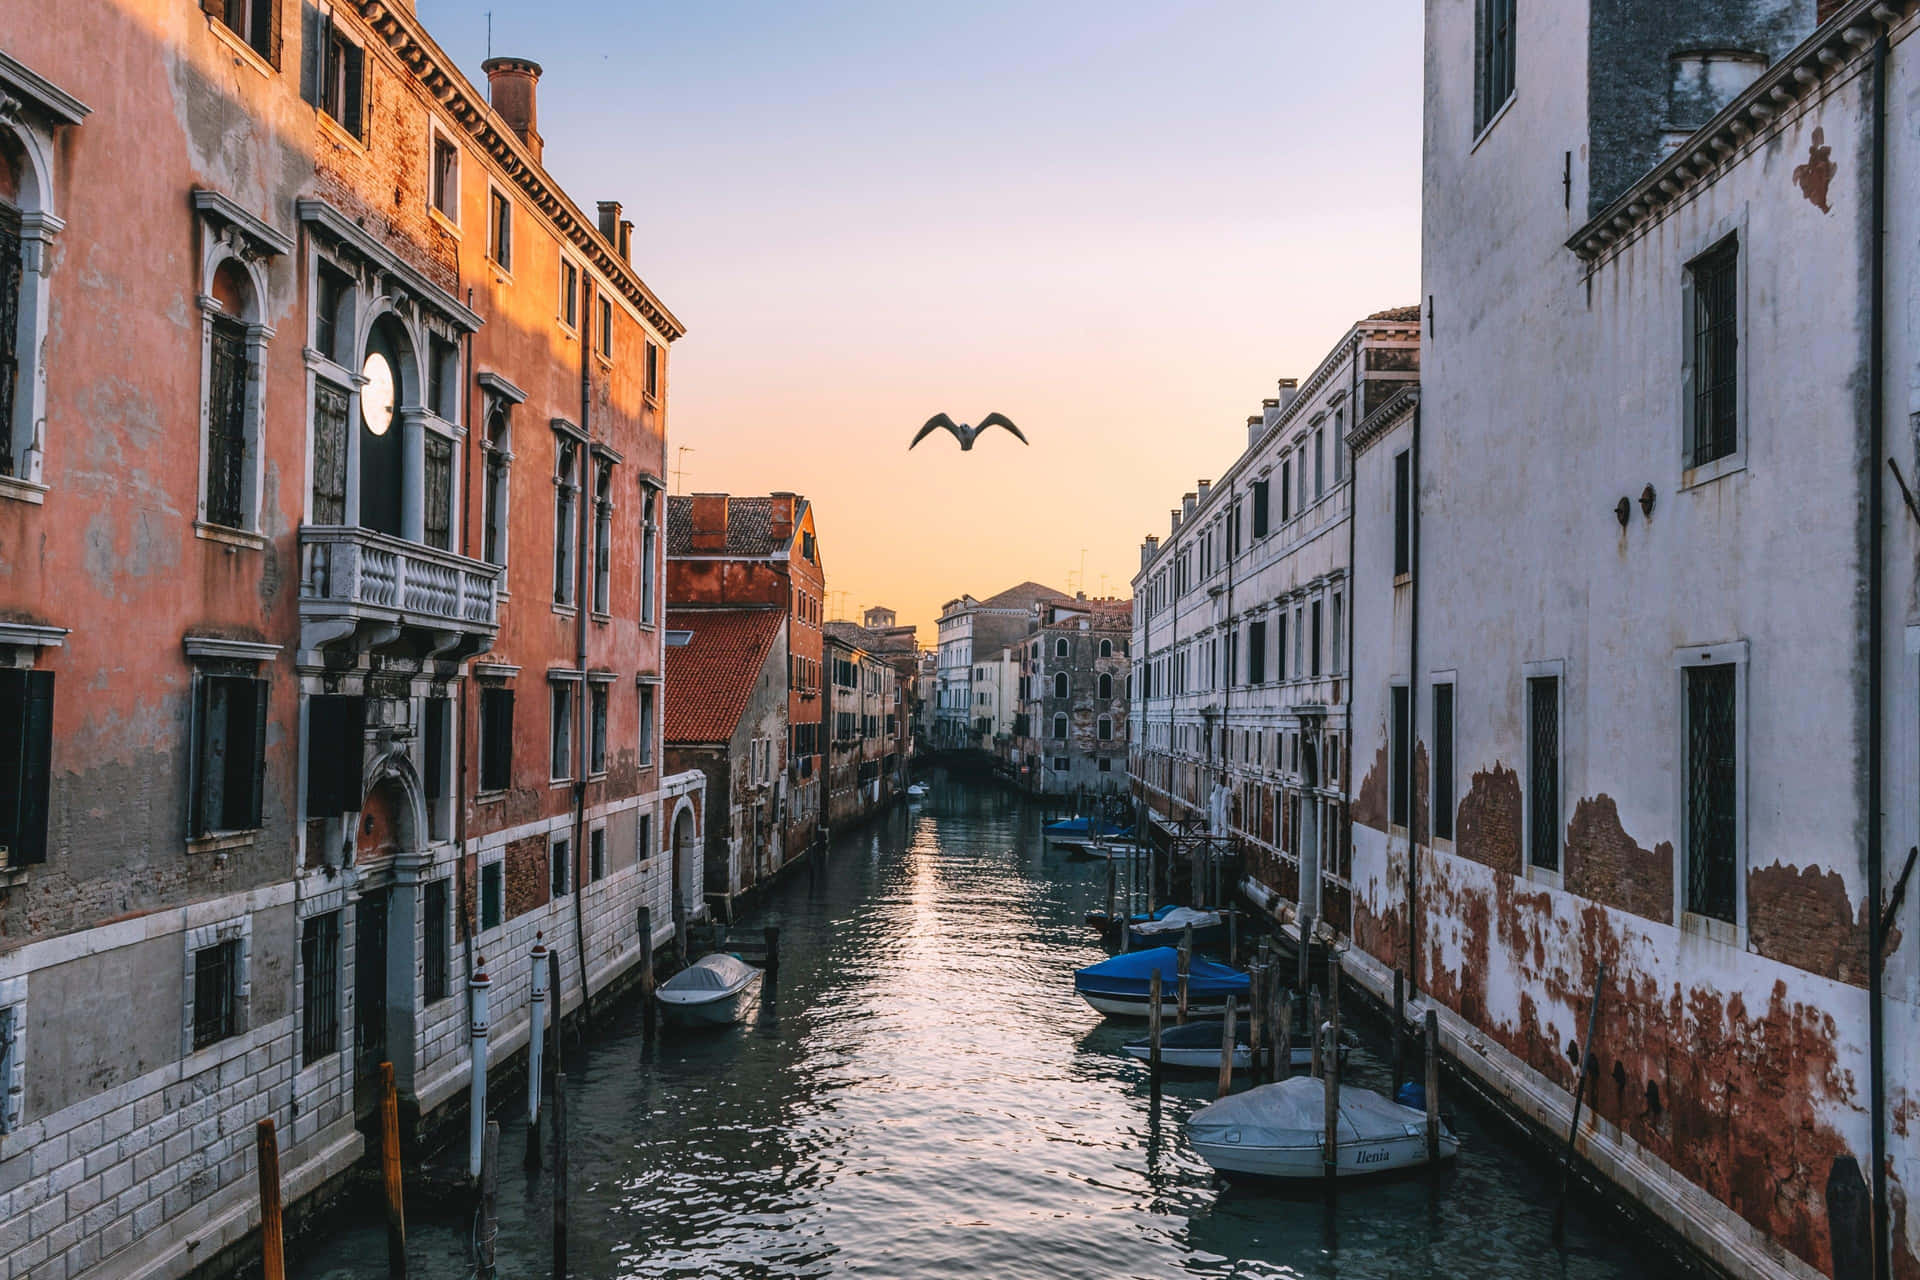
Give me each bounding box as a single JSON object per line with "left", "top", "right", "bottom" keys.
{"left": 673, "top": 445, "right": 695, "bottom": 494}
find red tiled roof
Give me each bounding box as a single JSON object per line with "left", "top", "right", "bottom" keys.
{"left": 665, "top": 495, "right": 800, "bottom": 557}
{"left": 1366, "top": 304, "right": 1421, "bottom": 323}
{"left": 663, "top": 609, "right": 786, "bottom": 744}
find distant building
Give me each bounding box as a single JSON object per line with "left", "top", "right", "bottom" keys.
{"left": 822, "top": 621, "right": 908, "bottom": 826}
{"left": 933, "top": 581, "right": 1070, "bottom": 749}
{"left": 667, "top": 492, "right": 826, "bottom": 860}
{"left": 663, "top": 610, "right": 790, "bottom": 913}
{"left": 1019, "top": 596, "right": 1132, "bottom": 796}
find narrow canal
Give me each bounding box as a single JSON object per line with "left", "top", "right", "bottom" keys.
{"left": 296, "top": 779, "right": 1691, "bottom": 1279}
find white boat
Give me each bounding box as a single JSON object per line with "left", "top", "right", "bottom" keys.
{"left": 1066, "top": 840, "right": 1148, "bottom": 861}
{"left": 906, "top": 782, "right": 929, "bottom": 799}
{"left": 655, "top": 953, "right": 763, "bottom": 1027}
{"left": 1186, "top": 1076, "right": 1459, "bottom": 1181}
{"left": 1121, "top": 1020, "right": 1351, "bottom": 1073}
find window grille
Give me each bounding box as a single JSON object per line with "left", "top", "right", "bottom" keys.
{"left": 1476, "top": 0, "right": 1516, "bottom": 131}
{"left": 1686, "top": 665, "right": 1738, "bottom": 921}
{"left": 551, "top": 837, "right": 570, "bottom": 898}
{"left": 1689, "top": 238, "right": 1739, "bottom": 467}
{"left": 0, "top": 669, "right": 54, "bottom": 868}
{"left": 193, "top": 939, "right": 240, "bottom": 1050}
{"left": 423, "top": 880, "right": 449, "bottom": 1003}
{"left": 312, "top": 382, "right": 350, "bottom": 524}
{"left": 590, "top": 827, "right": 606, "bottom": 882}
{"left": 424, "top": 434, "right": 453, "bottom": 550}
{"left": 1433, "top": 683, "right": 1455, "bottom": 840}
{"left": 480, "top": 863, "right": 503, "bottom": 930}
{"left": 0, "top": 1005, "right": 16, "bottom": 1134}
{"left": 206, "top": 317, "right": 250, "bottom": 528}
{"left": 0, "top": 207, "right": 20, "bottom": 479}
{"left": 1389, "top": 685, "right": 1410, "bottom": 828}
{"left": 1528, "top": 676, "right": 1559, "bottom": 870}
{"left": 301, "top": 912, "right": 340, "bottom": 1063}
{"left": 589, "top": 684, "right": 608, "bottom": 776}
{"left": 554, "top": 439, "right": 578, "bottom": 604}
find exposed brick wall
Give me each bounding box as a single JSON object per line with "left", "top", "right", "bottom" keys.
{"left": 503, "top": 834, "right": 551, "bottom": 923}
{"left": 1563, "top": 795, "right": 1674, "bottom": 924}
{"left": 1454, "top": 762, "right": 1521, "bottom": 876}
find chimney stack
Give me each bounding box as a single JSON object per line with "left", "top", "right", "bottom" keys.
{"left": 1170, "top": 508, "right": 1182, "bottom": 536}
{"left": 690, "top": 492, "right": 729, "bottom": 554}
{"left": 1142, "top": 534, "right": 1159, "bottom": 568}
{"left": 768, "top": 492, "right": 798, "bottom": 544}
{"left": 618, "top": 219, "right": 634, "bottom": 264}
{"left": 1275, "top": 377, "right": 1300, "bottom": 411}
{"left": 597, "top": 201, "right": 622, "bottom": 246}
{"left": 1195, "top": 479, "right": 1211, "bottom": 503}
{"left": 482, "top": 58, "right": 544, "bottom": 162}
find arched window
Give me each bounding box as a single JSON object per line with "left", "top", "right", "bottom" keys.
{"left": 0, "top": 95, "right": 82, "bottom": 489}
{"left": 1098, "top": 673, "right": 1112, "bottom": 700}
{"left": 1054, "top": 637, "right": 1068, "bottom": 658}
{"left": 358, "top": 315, "right": 413, "bottom": 538}
{"left": 591, "top": 457, "right": 614, "bottom": 614}
{"left": 553, "top": 436, "right": 579, "bottom": 605}
{"left": 1053, "top": 672, "right": 1068, "bottom": 699}
{"left": 200, "top": 256, "right": 266, "bottom": 531}
{"left": 1099, "top": 638, "right": 1113, "bottom": 658}
{"left": 1098, "top": 716, "right": 1112, "bottom": 741}
{"left": 482, "top": 405, "right": 511, "bottom": 565}
{"left": 1052, "top": 713, "right": 1067, "bottom": 740}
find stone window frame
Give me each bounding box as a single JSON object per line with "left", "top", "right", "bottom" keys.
{"left": 589, "top": 445, "right": 620, "bottom": 620}
{"left": 548, "top": 668, "right": 582, "bottom": 784}
{"left": 181, "top": 912, "right": 253, "bottom": 1062}
{"left": 557, "top": 252, "right": 580, "bottom": 333}
{"left": 1430, "top": 669, "right": 1459, "bottom": 850}
{"left": 1678, "top": 210, "right": 1750, "bottom": 492}
{"left": 0, "top": 973, "right": 26, "bottom": 1135}
{"left": 1673, "top": 639, "right": 1749, "bottom": 947}
{"left": 634, "top": 804, "right": 655, "bottom": 869}
{"left": 585, "top": 670, "right": 614, "bottom": 779}
{"left": 294, "top": 886, "right": 349, "bottom": 1087}
{"left": 549, "top": 825, "right": 572, "bottom": 900}
{"left": 477, "top": 844, "right": 507, "bottom": 938}
{"left": 194, "top": 192, "right": 288, "bottom": 544}
{"left": 486, "top": 182, "right": 514, "bottom": 275}
{"left": 1521, "top": 658, "right": 1567, "bottom": 889}
{"left": 427, "top": 118, "right": 462, "bottom": 232}
{"left": 0, "top": 54, "right": 88, "bottom": 502}
{"left": 476, "top": 372, "right": 524, "bottom": 574}
{"left": 587, "top": 817, "right": 608, "bottom": 885}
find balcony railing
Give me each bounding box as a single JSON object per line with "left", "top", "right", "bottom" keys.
{"left": 299, "top": 525, "right": 502, "bottom": 656}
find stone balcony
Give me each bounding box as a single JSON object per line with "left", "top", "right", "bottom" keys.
{"left": 299, "top": 525, "right": 502, "bottom": 660}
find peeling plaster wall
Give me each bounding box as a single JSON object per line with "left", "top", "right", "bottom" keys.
{"left": 1363, "top": 3, "right": 1920, "bottom": 1276}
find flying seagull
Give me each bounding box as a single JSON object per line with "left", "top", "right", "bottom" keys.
{"left": 909, "top": 412, "right": 1029, "bottom": 452}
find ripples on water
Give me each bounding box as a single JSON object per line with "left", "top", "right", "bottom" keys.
{"left": 296, "top": 780, "right": 1690, "bottom": 1279}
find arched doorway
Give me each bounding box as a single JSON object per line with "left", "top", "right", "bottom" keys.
{"left": 353, "top": 760, "right": 426, "bottom": 1121}
{"left": 671, "top": 804, "right": 696, "bottom": 961}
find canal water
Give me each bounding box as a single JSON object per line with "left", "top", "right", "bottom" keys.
{"left": 296, "top": 778, "right": 1692, "bottom": 1279}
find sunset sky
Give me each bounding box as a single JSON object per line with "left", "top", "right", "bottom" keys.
{"left": 420, "top": 0, "right": 1422, "bottom": 643}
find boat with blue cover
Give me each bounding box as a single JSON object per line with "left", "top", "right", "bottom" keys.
{"left": 1073, "top": 945, "right": 1251, "bottom": 1018}
{"left": 1126, "top": 905, "right": 1226, "bottom": 953}
{"left": 1043, "top": 816, "right": 1131, "bottom": 849}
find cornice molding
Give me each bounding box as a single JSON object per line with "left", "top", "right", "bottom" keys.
{"left": 183, "top": 635, "right": 282, "bottom": 662}
{"left": 1348, "top": 385, "right": 1419, "bottom": 459}
{"left": 351, "top": 0, "right": 687, "bottom": 343}
{"left": 192, "top": 189, "right": 294, "bottom": 257}
{"left": 1569, "top": 0, "right": 1916, "bottom": 264}
{"left": 298, "top": 198, "right": 483, "bottom": 332}
{"left": 0, "top": 50, "right": 89, "bottom": 126}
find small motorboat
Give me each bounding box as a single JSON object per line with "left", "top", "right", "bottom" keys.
{"left": 1073, "top": 946, "right": 1250, "bottom": 1019}
{"left": 1186, "top": 1076, "right": 1459, "bottom": 1181}
{"left": 906, "top": 782, "right": 930, "bottom": 800}
{"left": 655, "top": 953, "right": 763, "bottom": 1027}
{"left": 1066, "top": 838, "right": 1148, "bottom": 861}
{"left": 1127, "top": 905, "right": 1226, "bottom": 953}
{"left": 1121, "top": 1021, "right": 1353, "bottom": 1073}
{"left": 1086, "top": 902, "right": 1177, "bottom": 943}
{"left": 1044, "top": 816, "right": 1130, "bottom": 849}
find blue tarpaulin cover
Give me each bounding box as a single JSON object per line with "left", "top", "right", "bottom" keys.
{"left": 1074, "top": 946, "right": 1251, "bottom": 997}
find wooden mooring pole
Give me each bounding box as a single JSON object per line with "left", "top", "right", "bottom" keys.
{"left": 478, "top": 1121, "right": 499, "bottom": 1279}
{"left": 1275, "top": 987, "right": 1293, "bottom": 1081}
{"left": 1247, "top": 965, "right": 1265, "bottom": 1086}
{"left": 1148, "top": 970, "right": 1164, "bottom": 1100}
{"left": 1176, "top": 939, "right": 1191, "bottom": 1026}
{"left": 1323, "top": 1020, "right": 1341, "bottom": 1191}
{"left": 1105, "top": 854, "right": 1116, "bottom": 935}
{"left": 1391, "top": 968, "right": 1406, "bottom": 1095}
{"left": 1216, "top": 997, "right": 1238, "bottom": 1099}
{"left": 1553, "top": 963, "right": 1606, "bottom": 1246}
{"left": 1308, "top": 989, "right": 1323, "bottom": 1078}
{"left": 380, "top": 1062, "right": 407, "bottom": 1279}
{"left": 638, "top": 906, "right": 657, "bottom": 1045}
{"left": 255, "top": 1119, "right": 285, "bottom": 1280}
{"left": 553, "top": 1073, "right": 569, "bottom": 1279}
{"left": 1424, "top": 1007, "right": 1441, "bottom": 1163}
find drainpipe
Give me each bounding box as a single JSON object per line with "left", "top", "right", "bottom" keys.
{"left": 458, "top": 289, "right": 478, "bottom": 994}
{"left": 571, "top": 288, "right": 592, "bottom": 1020}
{"left": 1344, "top": 340, "right": 1358, "bottom": 928}
{"left": 1408, "top": 395, "right": 1422, "bottom": 997}
{"left": 1867, "top": 31, "right": 1888, "bottom": 1280}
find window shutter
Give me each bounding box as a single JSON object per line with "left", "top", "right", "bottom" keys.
{"left": 201, "top": 0, "right": 223, "bottom": 17}
{"left": 189, "top": 674, "right": 211, "bottom": 838}
{"left": 305, "top": 695, "right": 365, "bottom": 815}
{"left": 16, "top": 672, "right": 51, "bottom": 865}
{"left": 265, "top": 0, "right": 284, "bottom": 67}
{"left": 247, "top": 676, "right": 270, "bottom": 830}
{"left": 299, "top": 2, "right": 322, "bottom": 102}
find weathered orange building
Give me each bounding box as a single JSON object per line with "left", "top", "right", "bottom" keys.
{"left": 0, "top": 4, "right": 701, "bottom": 1276}
{"left": 667, "top": 492, "right": 824, "bottom": 862}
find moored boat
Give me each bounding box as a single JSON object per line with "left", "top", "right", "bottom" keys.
{"left": 1126, "top": 905, "right": 1226, "bottom": 953}
{"left": 1073, "top": 945, "right": 1250, "bottom": 1019}
{"left": 1186, "top": 1076, "right": 1459, "bottom": 1180}
{"left": 656, "top": 953, "right": 763, "bottom": 1027}
{"left": 1044, "top": 816, "right": 1131, "bottom": 849}
{"left": 1121, "top": 1020, "right": 1353, "bottom": 1073}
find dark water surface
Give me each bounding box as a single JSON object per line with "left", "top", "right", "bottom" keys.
{"left": 296, "top": 779, "right": 1689, "bottom": 1279}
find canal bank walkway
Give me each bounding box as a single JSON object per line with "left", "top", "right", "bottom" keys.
{"left": 291, "top": 781, "right": 1693, "bottom": 1279}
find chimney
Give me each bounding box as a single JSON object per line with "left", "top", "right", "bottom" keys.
{"left": 1181, "top": 491, "right": 1197, "bottom": 522}
{"left": 768, "top": 492, "right": 798, "bottom": 544}
{"left": 690, "top": 492, "right": 729, "bottom": 554}
{"left": 1276, "top": 377, "right": 1300, "bottom": 411}
{"left": 597, "top": 201, "right": 622, "bottom": 245}
{"left": 1170, "top": 508, "right": 1182, "bottom": 536}
{"left": 618, "top": 219, "right": 634, "bottom": 264}
{"left": 482, "top": 58, "right": 544, "bottom": 162}
{"left": 1195, "top": 479, "right": 1211, "bottom": 503}
{"left": 1141, "top": 535, "right": 1159, "bottom": 569}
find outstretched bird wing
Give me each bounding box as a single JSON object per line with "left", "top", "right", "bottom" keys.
{"left": 911, "top": 413, "right": 961, "bottom": 450}
{"left": 977, "top": 412, "right": 1028, "bottom": 445}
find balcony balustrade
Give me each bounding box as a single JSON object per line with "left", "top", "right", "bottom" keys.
{"left": 299, "top": 525, "right": 502, "bottom": 659}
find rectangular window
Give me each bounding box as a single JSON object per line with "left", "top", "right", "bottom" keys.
{"left": 300, "top": 912, "right": 340, "bottom": 1064}
{"left": 219, "top": 0, "right": 279, "bottom": 63}
{"left": 1248, "top": 620, "right": 1267, "bottom": 684}
{"left": 192, "top": 939, "right": 241, "bottom": 1050}
{"left": 638, "top": 684, "right": 656, "bottom": 767}
{"left": 314, "top": 262, "right": 349, "bottom": 364}
{"left": 1476, "top": 0, "right": 1516, "bottom": 132}
{"left": 551, "top": 836, "right": 570, "bottom": 898}
{"left": 0, "top": 669, "right": 54, "bottom": 869}
{"left": 1293, "top": 607, "right": 1305, "bottom": 675}
{"left": 1685, "top": 664, "right": 1739, "bottom": 922}
{"left": 1393, "top": 449, "right": 1412, "bottom": 577}
{"left": 431, "top": 134, "right": 459, "bottom": 221}
{"left": 589, "top": 826, "right": 606, "bottom": 882}
{"left": 489, "top": 189, "right": 513, "bottom": 271}
{"left": 637, "top": 813, "right": 652, "bottom": 864}
{"left": 640, "top": 489, "right": 658, "bottom": 624}
{"left": 592, "top": 462, "right": 612, "bottom": 614}
{"left": 0, "top": 210, "right": 18, "bottom": 479}
{"left": 305, "top": 693, "right": 365, "bottom": 816}
{"left": 479, "top": 686, "right": 513, "bottom": 792}
{"left": 1313, "top": 427, "right": 1325, "bottom": 499}
{"left": 589, "top": 683, "right": 608, "bottom": 776}
{"left": 1390, "top": 684, "right": 1410, "bottom": 828}
{"left": 1333, "top": 410, "right": 1345, "bottom": 482}
{"left": 1433, "top": 682, "right": 1455, "bottom": 841}
{"left": 596, "top": 296, "right": 614, "bottom": 359}
{"left": 0, "top": 1004, "right": 17, "bottom": 1134}
{"left": 645, "top": 342, "right": 660, "bottom": 398}
{"left": 480, "top": 862, "right": 503, "bottom": 930}
{"left": 190, "top": 674, "right": 268, "bottom": 837}
{"left": 560, "top": 259, "right": 579, "bottom": 329}
{"left": 424, "top": 434, "right": 453, "bottom": 551}
{"left": 1330, "top": 592, "right": 1343, "bottom": 676}
{"left": 1277, "top": 611, "right": 1288, "bottom": 681}
{"left": 1297, "top": 447, "right": 1308, "bottom": 512}
{"left": 1251, "top": 480, "right": 1269, "bottom": 538}
{"left": 311, "top": 380, "right": 350, "bottom": 524}
{"left": 318, "top": 20, "right": 363, "bottom": 136}
{"left": 205, "top": 316, "right": 250, "bottom": 530}
{"left": 1280, "top": 458, "right": 1292, "bottom": 522}
{"left": 1310, "top": 599, "right": 1323, "bottom": 677}
{"left": 554, "top": 438, "right": 578, "bottom": 605}
{"left": 551, "top": 683, "right": 575, "bottom": 781}
{"left": 1528, "top": 676, "right": 1560, "bottom": 870}
{"left": 1688, "top": 236, "right": 1739, "bottom": 468}
{"left": 422, "top": 880, "right": 449, "bottom": 1004}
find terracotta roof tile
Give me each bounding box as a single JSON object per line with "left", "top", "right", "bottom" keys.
{"left": 663, "top": 608, "right": 786, "bottom": 744}
{"left": 665, "top": 495, "right": 788, "bottom": 557}
{"left": 1366, "top": 304, "right": 1422, "bottom": 323}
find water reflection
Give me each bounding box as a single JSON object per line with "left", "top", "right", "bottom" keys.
{"left": 294, "top": 778, "right": 1689, "bottom": 1279}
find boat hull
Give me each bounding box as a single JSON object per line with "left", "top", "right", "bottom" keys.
{"left": 1128, "top": 923, "right": 1226, "bottom": 953}
{"left": 657, "top": 972, "right": 762, "bottom": 1027}
{"left": 1189, "top": 1130, "right": 1459, "bottom": 1181}
{"left": 1120, "top": 1041, "right": 1347, "bottom": 1072}
{"left": 1079, "top": 990, "right": 1242, "bottom": 1019}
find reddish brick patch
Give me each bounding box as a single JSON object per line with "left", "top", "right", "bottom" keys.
{"left": 1747, "top": 861, "right": 1869, "bottom": 987}
{"left": 1563, "top": 794, "right": 1674, "bottom": 924}
{"left": 504, "top": 834, "right": 551, "bottom": 922}
{"left": 1352, "top": 741, "right": 1388, "bottom": 833}
{"left": 1455, "top": 763, "right": 1521, "bottom": 876}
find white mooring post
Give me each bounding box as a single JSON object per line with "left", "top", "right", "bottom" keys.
{"left": 528, "top": 933, "right": 548, "bottom": 1128}
{"left": 468, "top": 957, "right": 492, "bottom": 1181}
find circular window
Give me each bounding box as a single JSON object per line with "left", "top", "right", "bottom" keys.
{"left": 361, "top": 350, "right": 395, "bottom": 436}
